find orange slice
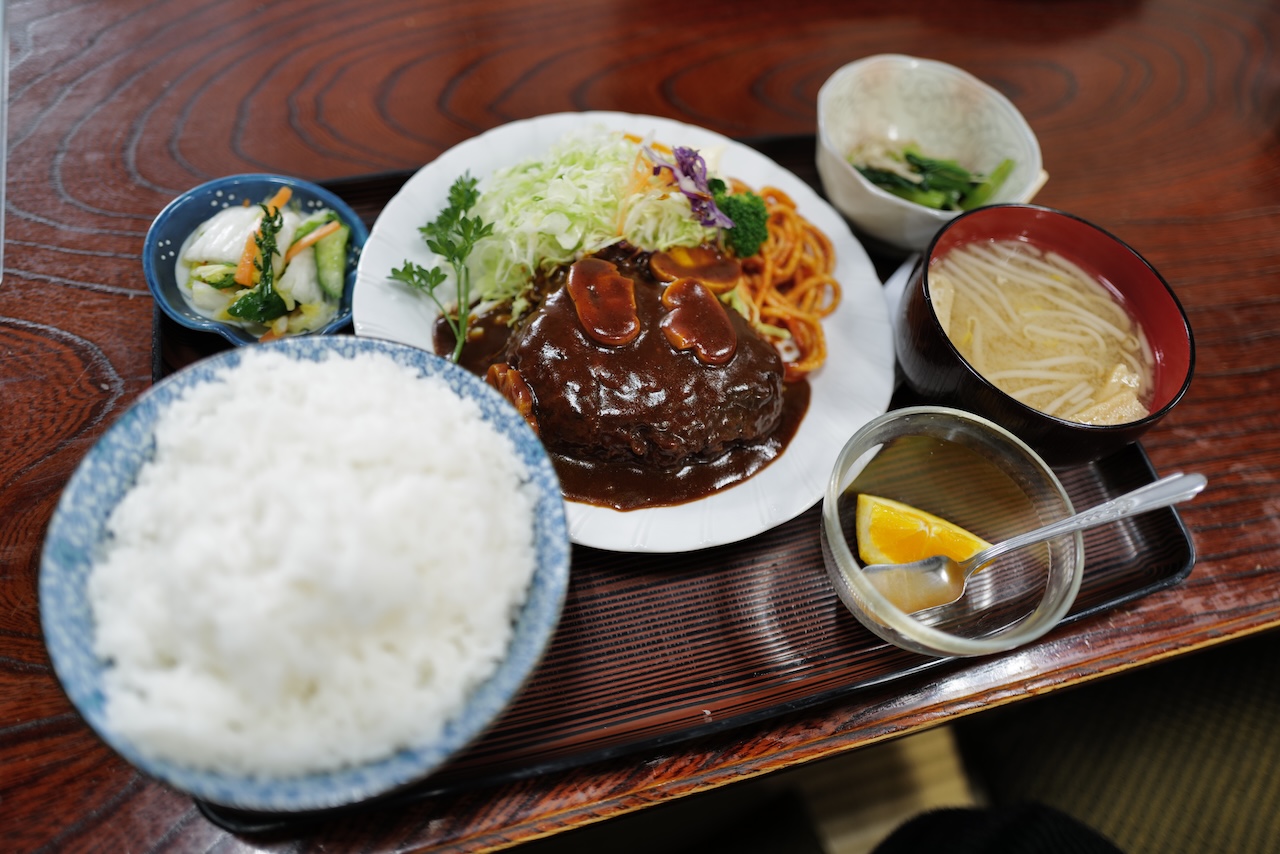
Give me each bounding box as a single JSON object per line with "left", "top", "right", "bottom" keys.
{"left": 855, "top": 494, "right": 992, "bottom": 566}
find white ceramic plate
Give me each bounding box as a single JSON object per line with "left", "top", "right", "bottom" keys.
{"left": 354, "top": 111, "right": 895, "bottom": 553}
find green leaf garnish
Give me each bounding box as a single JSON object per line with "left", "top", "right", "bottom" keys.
{"left": 389, "top": 173, "right": 494, "bottom": 362}
{"left": 227, "top": 204, "right": 288, "bottom": 324}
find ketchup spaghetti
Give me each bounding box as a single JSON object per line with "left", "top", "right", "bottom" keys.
{"left": 729, "top": 180, "right": 841, "bottom": 382}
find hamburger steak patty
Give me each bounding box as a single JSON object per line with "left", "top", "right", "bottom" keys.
{"left": 500, "top": 246, "right": 786, "bottom": 468}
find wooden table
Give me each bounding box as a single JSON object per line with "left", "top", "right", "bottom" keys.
{"left": 4, "top": 1, "right": 1278, "bottom": 850}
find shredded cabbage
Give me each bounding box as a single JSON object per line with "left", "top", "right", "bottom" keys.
{"left": 467, "top": 127, "right": 717, "bottom": 314}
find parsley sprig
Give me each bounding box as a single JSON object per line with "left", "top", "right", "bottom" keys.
{"left": 390, "top": 173, "right": 494, "bottom": 362}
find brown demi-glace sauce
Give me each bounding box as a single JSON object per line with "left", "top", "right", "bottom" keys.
{"left": 435, "top": 244, "right": 810, "bottom": 511}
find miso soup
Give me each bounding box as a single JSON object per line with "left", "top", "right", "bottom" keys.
{"left": 929, "top": 239, "right": 1154, "bottom": 425}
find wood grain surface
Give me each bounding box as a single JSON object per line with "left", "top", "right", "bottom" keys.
{"left": 3, "top": 0, "right": 1278, "bottom": 851}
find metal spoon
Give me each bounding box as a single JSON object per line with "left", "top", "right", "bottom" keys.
{"left": 863, "top": 471, "right": 1207, "bottom": 614}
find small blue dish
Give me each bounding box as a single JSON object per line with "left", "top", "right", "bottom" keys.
{"left": 40, "top": 336, "right": 571, "bottom": 813}
{"left": 143, "top": 174, "right": 369, "bottom": 346}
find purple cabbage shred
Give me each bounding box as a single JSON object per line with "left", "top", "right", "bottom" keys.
{"left": 647, "top": 143, "right": 735, "bottom": 229}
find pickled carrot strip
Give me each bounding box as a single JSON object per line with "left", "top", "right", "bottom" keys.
{"left": 284, "top": 220, "right": 340, "bottom": 263}
{"left": 232, "top": 187, "right": 294, "bottom": 286}
{"left": 263, "top": 186, "right": 292, "bottom": 214}
{"left": 233, "top": 232, "right": 258, "bottom": 286}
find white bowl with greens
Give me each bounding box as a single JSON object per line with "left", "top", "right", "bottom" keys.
{"left": 816, "top": 54, "right": 1045, "bottom": 252}
{"left": 144, "top": 174, "right": 367, "bottom": 345}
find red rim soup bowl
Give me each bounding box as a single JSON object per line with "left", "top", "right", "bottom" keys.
{"left": 895, "top": 204, "right": 1195, "bottom": 467}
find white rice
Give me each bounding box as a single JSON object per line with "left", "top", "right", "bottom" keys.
{"left": 87, "top": 347, "right": 539, "bottom": 778}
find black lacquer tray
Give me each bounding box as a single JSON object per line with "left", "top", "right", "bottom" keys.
{"left": 153, "top": 137, "right": 1195, "bottom": 832}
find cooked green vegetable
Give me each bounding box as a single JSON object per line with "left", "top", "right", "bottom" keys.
{"left": 227, "top": 204, "right": 288, "bottom": 324}
{"left": 961, "top": 157, "right": 1015, "bottom": 209}
{"left": 709, "top": 178, "right": 769, "bottom": 258}
{"left": 850, "top": 142, "right": 1014, "bottom": 211}
{"left": 389, "top": 173, "right": 494, "bottom": 362}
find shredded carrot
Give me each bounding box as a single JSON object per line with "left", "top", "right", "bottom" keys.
{"left": 284, "top": 219, "right": 341, "bottom": 263}
{"left": 615, "top": 140, "right": 685, "bottom": 236}
{"left": 617, "top": 149, "right": 656, "bottom": 235}
{"left": 623, "top": 132, "right": 672, "bottom": 156}
{"left": 232, "top": 187, "right": 295, "bottom": 286}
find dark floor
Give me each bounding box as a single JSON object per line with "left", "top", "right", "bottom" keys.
{"left": 955, "top": 627, "right": 1280, "bottom": 853}
{"left": 518, "top": 628, "right": 1280, "bottom": 853}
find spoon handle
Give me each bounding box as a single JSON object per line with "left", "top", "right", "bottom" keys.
{"left": 971, "top": 471, "right": 1208, "bottom": 568}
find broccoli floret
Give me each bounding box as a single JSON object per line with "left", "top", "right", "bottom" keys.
{"left": 709, "top": 178, "right": 769, "bottom": 258}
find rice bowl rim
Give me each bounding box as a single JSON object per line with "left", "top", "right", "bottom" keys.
{"left": 38, "top": 335, "right": 572, "bottom": 813}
